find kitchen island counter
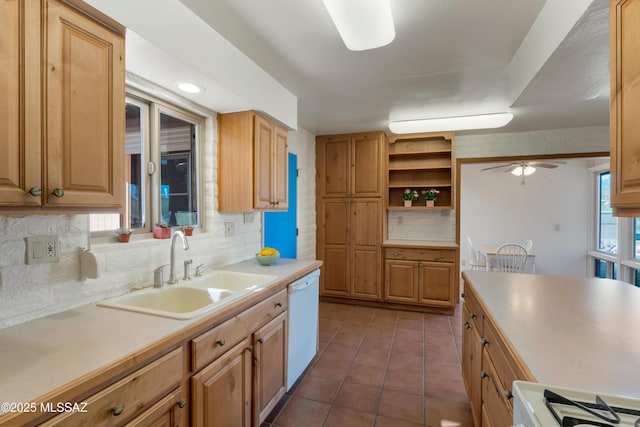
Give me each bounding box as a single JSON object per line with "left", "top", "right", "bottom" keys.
{"left": 462, "top": 271, "right": 640, "bottom": 399}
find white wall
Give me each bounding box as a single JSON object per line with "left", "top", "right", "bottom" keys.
{"left": 0, "top": 87, "right": 316, "bottom": 329}
{"left": 460, "top": 159, "right": 593, "bottom": 276}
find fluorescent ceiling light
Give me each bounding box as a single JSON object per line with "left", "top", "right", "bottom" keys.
{"left": 389, "top": 113, "right": 514, "bottom": 134}
{"left": 177, "top": 82, "right": 203, "bottom": 94}
{"left": 511, "top": 165, "right": 536, "bottom": 176}
{"left": 323, "top": 0, "right": 395, "bottom": 51}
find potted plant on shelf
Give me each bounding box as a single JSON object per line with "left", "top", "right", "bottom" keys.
{"left": 183, "top": 225, "right": 194, "bottom": 236}
{"left": 422, "top": 188, "right": 440, "bottom": 207}
{"left": 154, "top": 223, "right": 171, "bottom": 239}
{"left": 402, "top": 189, "right": 419, "bottom": 207}
{"left": 116, "top": 228, "right": 133, "bottom": 243}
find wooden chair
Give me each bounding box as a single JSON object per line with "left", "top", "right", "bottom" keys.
{"left": 522, "top": 239, "right": 533, "bottom": 252}
{"left": 466, "top": 237, "right": 487, "bottom": 271}
{"left": 495, "top": 243, "right": 528, "bottom": 273}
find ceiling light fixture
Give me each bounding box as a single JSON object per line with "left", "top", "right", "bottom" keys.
{"left": 177, "top": 82, "right": 203, "bottom": 94}
{"left": 322, "top": 0, "right": 395, "bottom": 51}
{"left": 511, "top": 165, "right": 536, "bottom": 177}
{"left": 388, "top": 113, "right": 514, "bottom": 134}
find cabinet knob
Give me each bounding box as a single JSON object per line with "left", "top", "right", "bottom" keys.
{"left": 471, "top": 313, "right": 477, "bottom": 319}
{"left": 258, "top": 338, "right": 264, "bottom": 344}
{"left": 464, "top": 321, "right": 471, "bottom": 329}
{"left": 275, "top": 302, "right": 283, "bottom": 308}
{"left": 461, "top": 293, "right": 465, "bottom": 298}
{"left": 28, "top": 187, "right": 42, "bottom": 197}
{"left": 111, "top": 403, "right": 125, "bottom": 416}
{"left": 393, "top": 252, "right": 399, "bottom": 257}
{"left": 438, "top": 255, "right": 445, "bottom": 260}
{"left": 216, "top": 338, "right": 225, "bottom": 347}
{"left": 504, "top": 390, "right": 513, "bottom": 400}
{"left": 481, "top": 338, "right": 489, "bottom": 347}
{"left": 246, "top": 345, "right": 253, "bottom": 353}
{"left": 52, "top": 188, "right": 64, "bottom": 198}
{"left": 480, "top": 371, "right": 488, "bottom": 379}
{"left": 177, "top": 398, "right": 187, "bottom": 408}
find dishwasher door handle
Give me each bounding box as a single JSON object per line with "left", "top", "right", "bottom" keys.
{"left": 289, "top": 279, "right": 313, "bottom": 293}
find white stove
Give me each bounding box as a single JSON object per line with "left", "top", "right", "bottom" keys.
{"left": 513, "top": 381, "right": 640, "bottom": 427}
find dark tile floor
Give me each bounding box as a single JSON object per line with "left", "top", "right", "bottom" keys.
{"left": 262, "top": 300, "right": 472, "bottom": 427}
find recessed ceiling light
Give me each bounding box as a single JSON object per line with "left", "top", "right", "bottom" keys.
{"left": 177, "top": 82, "right": 203, "bottom": 94}
{"left": 389, "top": 113, "right": 514, "bottom": 134}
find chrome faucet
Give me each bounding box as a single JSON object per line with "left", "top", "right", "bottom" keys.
{"left": 168, "top": 230, "right": 189, "bottom": 284}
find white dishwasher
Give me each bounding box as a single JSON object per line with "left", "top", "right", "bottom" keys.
{"left": 287, "top": 269, "right": 320, "bottom": 390}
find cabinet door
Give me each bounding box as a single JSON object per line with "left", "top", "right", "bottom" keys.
{"left": 254, "top": 114, "right": 274, "bottom": 210}
{"left": 481, "top": 352, "right": 513, "bottom": 427}
{"left": 611, "top": 0, "right": 640, "bottom": 215}
{"left": 319, "top": 199, "right": 350, "bottom": 296}
{"left": 351, "top": 133, "right": 383, "bottom": 197}
{"left": 272, "top": 124, "right": 289, "bottom": 209}
{"left": 124, "top": 388, "right": 187, "bottom": 427}
{"left": 351, "top": 199, "right": 382, "bottom": 300}
{"left": 316, "top": 136, "right": 350, "bottom": 197}
{"left": 384, "top": 260, "right": 419, "bottom": 303}
{"left": 462, "top": 306, "right": 482, "bottom": 427}
{"left": 191, "top": 338, "right": 252, "bottom": 427}
{"left": 45, "top": 0, "right": 124, "bottom": 209}
{"left": 252, "top": 313, "right": 287, "bottom": 426}
{"left": 418, "top": 262, "right": 455, "bottom": 308}
{"left": 0, "top": 0, "right": 41, "bottom": 206}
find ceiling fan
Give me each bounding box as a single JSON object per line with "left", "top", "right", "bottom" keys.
{"left": 481, "top": 160, "right": 566, "bottom": 184}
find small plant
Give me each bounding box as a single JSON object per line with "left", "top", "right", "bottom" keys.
{"left": 402, "top": 188, "right": 419, "bottom": 201}
{"left": 422, "top": 188, "right": 440, "bottom": 201}
{"left": 116, "top": 228, "right": 133, "bottom": 235}
{"left": 116, "top": 228, "right": 133, "bottom": 243}
{"left": 155, "top": 222, "right": 170, "bottom": 229}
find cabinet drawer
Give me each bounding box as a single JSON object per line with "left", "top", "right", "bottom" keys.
{"left": 41, "top": 347, "right": 183, "bottom": 427}
{"left": 482, "top": 317, "right": 526, "bottom": 405}
{"left": 384, "top": 247, "right": 455, "bottom": 263}
{"left": 191, "top": 289, "right": 287, "bottom": 371}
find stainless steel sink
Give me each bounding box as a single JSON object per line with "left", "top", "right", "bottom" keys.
{"left": 98, "top": 271, "right": 277, "bottom": 320}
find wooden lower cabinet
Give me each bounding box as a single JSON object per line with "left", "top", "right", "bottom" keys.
{"left": 384, "top": 247, "right": 457, "bottom": 310}
{"left": 461, "top": 280, "right": 533, "bottom": 427}
{"left": 124, "top": 388, "right": 187, "bottom": 427}
{"left": 191, "top": 338, "right": 253, "bottom": 427}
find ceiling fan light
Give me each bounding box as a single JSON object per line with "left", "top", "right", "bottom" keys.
{"left": 389, "top": 113, "right": 513, "bottom": 134}
{"left": 523, "top": 165, "right": 536, "bottom": 176}
{"left": 323, "top": 0, "right": 395, "bottom": 51}
{"left": 511, "top": 167, "right": 524, "bottom": 177}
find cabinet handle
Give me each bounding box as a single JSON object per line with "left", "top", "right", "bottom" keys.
{"left": 393, "top": 252, "right": 399, "bottom": 256}
{"left": 471, "top": 313, "right": 477, "bottom": 319}
{"left": 504, "top": 390, "right": 513, "bottom": 400}
{"left": 246, "top": 345, "right": 253, "bottom": 353}
{"left": 438, "top": 255, "right": 445, "bottom": 260}
{"left": 480, "top": 371, "right": 488, "bottom": 379}
{"left": 275, "top": 302, "right": 283, "bottom": 308}
{"left": 111, "top": 403, "right": 125, "bottom": 416}
{"left": 481, "top": 338, "right": 489, "bottom": 346}
{"left": 28, "top": 187, "right": 42, "bottom": 197}
{"left": 177, "top": 398, "right": 187, "bottom": 408}
{"left": 258, "top": 338, "right": 264, "bottom": 344}
{"left": 52, "top": 188, "right": 64, "bottom": 198}
{"left": 216, "top": 338, "right": 225, "bottom": 347}
{"left": 464, "top": 321, "right": 471, "bottom": 329}
{"left": 461, "top": 293, "right": 465, "bottom": 298}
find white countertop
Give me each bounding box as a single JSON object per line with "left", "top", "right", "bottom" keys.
{"left": 0, "top": 258, "right": 320, "bottom": 419}
{"left": 463, "top": 271, "right": 640, "bottom": 399}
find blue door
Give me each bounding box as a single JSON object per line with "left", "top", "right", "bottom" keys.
{"left": 264, "top": 153, "right": 297, "bottom": 258}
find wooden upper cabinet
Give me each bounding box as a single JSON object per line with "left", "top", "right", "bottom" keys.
{"left": 610, "top": 0, "right": 640, "bottom": 216}
{"left": 0, "top": 0, "right": 41, "bottom": 207}
{"left": 0, "top": 0, "right": 125, "bottom": 212}
{"left": 218, "top": 111, "right": 288, "bottom": 212}
{"left": 45, "top": 0, "right": 125, "bottom": 209}
{"left": 316, "top": 131, "right": 385, "bottom": 198}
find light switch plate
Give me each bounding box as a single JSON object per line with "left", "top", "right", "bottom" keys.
{"left": 26, "top": 236, "right": 60, "bottom": 264}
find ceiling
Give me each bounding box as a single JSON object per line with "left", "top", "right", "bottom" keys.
{"left": 164, "top": 0, "right": 610, "bottom": 136}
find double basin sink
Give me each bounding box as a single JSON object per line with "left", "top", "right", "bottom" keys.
{"left": 98, "top": 270, "right": 277, "bottom": 320}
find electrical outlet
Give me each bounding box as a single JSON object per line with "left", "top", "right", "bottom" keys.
{"left": 26, "top": 235, "right": 60, "bottom": 264}
{"left": 224, "top": 222, "right": 235, "bottom": 237}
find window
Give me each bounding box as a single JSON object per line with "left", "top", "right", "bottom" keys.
{"left": 597, "top": 172, "right": 617, "bottom": 254}
{"left": 91, "top": 92, "right": 202, "bottom": 234}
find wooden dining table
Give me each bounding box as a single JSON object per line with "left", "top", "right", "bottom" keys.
{"left": 477, "top": 245, "right": 536, "bottom": 273}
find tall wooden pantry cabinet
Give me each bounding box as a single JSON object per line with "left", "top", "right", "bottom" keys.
{"left": 316, "top": 131, "right": 385, "bottom": 301}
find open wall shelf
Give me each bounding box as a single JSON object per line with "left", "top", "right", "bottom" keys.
{"left": 387, "top": 132, "right": 454, "bottom": 209}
